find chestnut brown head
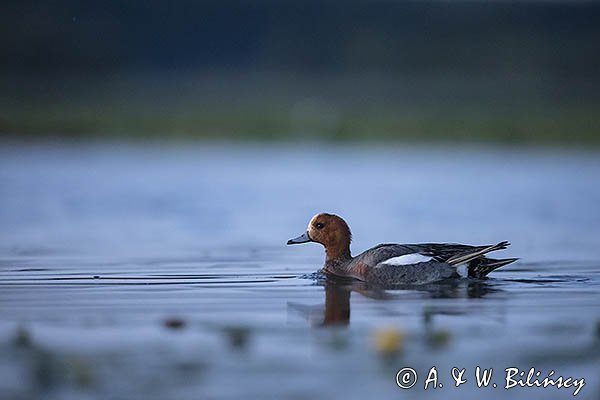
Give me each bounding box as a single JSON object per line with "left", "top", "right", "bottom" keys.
{"left": 287, "top": 213, "right": 352, "bottom": 259}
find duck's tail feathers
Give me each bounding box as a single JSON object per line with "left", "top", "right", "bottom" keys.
{"left": 446, "top": 241, "right": 516, "bottom": 278}
{"left": 467, "top": 257, "right": 519, "bottom": 278}
{"left": 447, "top": 241, "right": 510, "bottom": 266}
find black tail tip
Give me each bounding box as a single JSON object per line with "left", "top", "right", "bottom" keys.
{"left": 468, "top": 256, "right": 518, "bottom": 278}
{"left": 487, "top": 257, "right": 519, "bottom": 268}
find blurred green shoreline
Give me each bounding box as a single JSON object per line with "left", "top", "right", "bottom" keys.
{"left": 2, "top": 72, "right": 599, "bottom": 145}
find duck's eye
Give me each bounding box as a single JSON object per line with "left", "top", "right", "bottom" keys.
{"left": 315, "top": 222, "right": 325, "bottom": 230}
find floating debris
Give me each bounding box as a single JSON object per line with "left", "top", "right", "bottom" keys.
{"left": 427, "top": 330, "right": 452, "bottom": 348}
{"left": 66, "top": 357, "right": 94, "bottom": 388}
{"left": 327, "top": 331, "right": 350, "bottom": 351}
{"left": 13, "top": 325, "right": 32, "bottom": 348}
{"left": 32, "top": 349, "right": 62, "bottom": 389}
{"left": 163, "top": 317, "right": 186, "bottom": 330}
{"left": 223, "top": 326, "right": 251, "bottom": 350}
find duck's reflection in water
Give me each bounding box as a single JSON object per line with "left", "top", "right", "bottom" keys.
{"left": 289, "top": 274, "right": 503, "bottom": 327}
{"left": 322, "top": 283, "right": 351, "bottom": 326}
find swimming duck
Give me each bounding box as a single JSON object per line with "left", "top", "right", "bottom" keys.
{"left": 287, "top": 213, "right": 517, "bottom": 285}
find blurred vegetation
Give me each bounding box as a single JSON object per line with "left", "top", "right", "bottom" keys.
{"left": 1, "top": 1, "right": 599, "bottom": 144}
{"left": 2, "top": 72, "right": 598, "bottom": 144}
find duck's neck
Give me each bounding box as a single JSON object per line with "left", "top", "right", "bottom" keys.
{"left": 324, "top": 245, "right": 352, "bottom": 269}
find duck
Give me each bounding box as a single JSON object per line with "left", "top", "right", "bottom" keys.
{"left": 287, "top": 213, "right": 517, "bottom": 285}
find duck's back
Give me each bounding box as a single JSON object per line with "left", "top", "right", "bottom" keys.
{"left": 355, "top": 242, "right": 499, "bottom": 266}
{"left": 353, "top": 243, "right": 421, "bottom": 266}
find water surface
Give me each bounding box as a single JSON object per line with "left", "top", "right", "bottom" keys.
{"left": 1, "top": 143, "right": 599, "bottom": 399}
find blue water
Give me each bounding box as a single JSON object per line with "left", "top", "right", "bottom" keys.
{"left": 0, "top": 142, "right": 599, "bottom": 399}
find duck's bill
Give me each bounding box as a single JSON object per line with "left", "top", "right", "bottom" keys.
{"left": 286, "top": 232, "right": 311, "bottom": 245}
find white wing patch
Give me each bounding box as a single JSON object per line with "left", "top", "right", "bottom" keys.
{"left": 382, "top": 253, "right": 433, "bottom": 266}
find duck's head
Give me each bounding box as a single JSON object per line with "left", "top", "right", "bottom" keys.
{"left": 287, "top": 213, "right": 352, "bottom": 260}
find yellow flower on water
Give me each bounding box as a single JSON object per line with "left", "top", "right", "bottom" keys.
{"left": 372, "top": 327, "right": 405, "bottom": 355}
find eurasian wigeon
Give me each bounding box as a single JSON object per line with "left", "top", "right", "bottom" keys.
{"left": 287, "top": 213, "right": 517, "bottom": 285}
